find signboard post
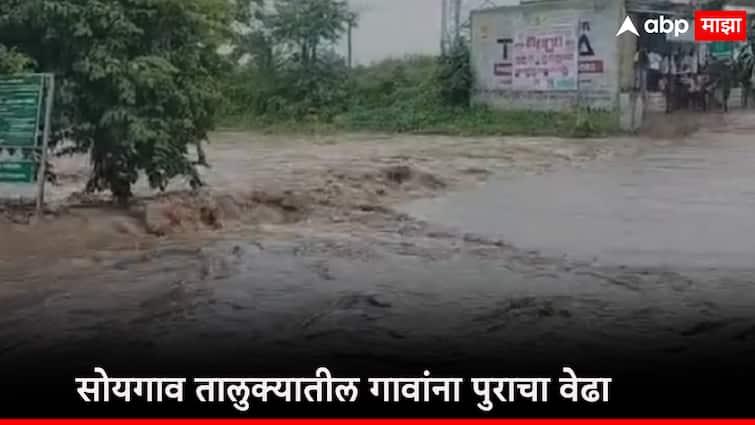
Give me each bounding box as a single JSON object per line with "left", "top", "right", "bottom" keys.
{"left": 35, "top": 76, "right": 54, "bottom": 216}
{"left": 0, "top": 73, "right": 54, "bottom": 219}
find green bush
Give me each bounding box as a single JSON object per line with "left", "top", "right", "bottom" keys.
{"left": 0, "top": 45, "right": 33, "bottom": 74}
{"left": 219, "top": 29, "right": 619, "bottom": 137}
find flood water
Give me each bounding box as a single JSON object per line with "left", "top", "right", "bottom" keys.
{"left": 402, "top": 122, "right": 755, "bottom": 269}
{"left": 2, "top": 122, "right": 755, "bottom": 374}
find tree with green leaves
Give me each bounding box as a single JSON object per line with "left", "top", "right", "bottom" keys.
{"left": 0, "top": 44, "right": 33, "bottom": 74}
{"left": 269, "top": 0, "right": 351, "bottom": 66}
{"left": 436, "top": 37, "right": 473, "bottom": 107}
{"left": 0, "top": 0, "right": 249, "bottom": 204}
{"left": 224, "top": 0, "right": 355, "bottom": 121}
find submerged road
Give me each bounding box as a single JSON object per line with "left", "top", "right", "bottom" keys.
{"left": 2, "top": 120, "right": 755, "bottom": 411}
{"left": 403, "top": 113, "right": 755, "bottom": 269}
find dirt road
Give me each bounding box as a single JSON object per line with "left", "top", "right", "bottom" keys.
{"left": 1, "top": 117, "right": 752, "bottom": 372}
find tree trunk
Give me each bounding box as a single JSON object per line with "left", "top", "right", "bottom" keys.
{"left": 196, "top": 139, "right": 209, "bottom": 167}
{"left": 301, "top": 41, "right": 308, "bottom": 65}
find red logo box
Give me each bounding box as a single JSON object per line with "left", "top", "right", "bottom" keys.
{"left": 695, "top": 10, "right": 748, "bottom": 42}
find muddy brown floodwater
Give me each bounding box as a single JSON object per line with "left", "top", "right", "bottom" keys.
{"left": 1, "top": 116, "right": 754, "bottom": 372}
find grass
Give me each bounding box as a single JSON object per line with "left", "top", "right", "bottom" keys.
{"left": 218, "top": 54, "right": 622, "bottom": 138}
{"left": 218, "top": 106, "right": 621, "bottom": 138}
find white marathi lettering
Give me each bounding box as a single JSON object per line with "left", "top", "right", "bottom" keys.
{"left": 558, "top": 367, "right": 612, "bottom": 403}
{"left": 701, "top": 17, "right": 720, "bottom": 32}
{"left": 75, "top": 368, "right": 186, "bottom": 404}
{"left": 368, "top": 371, "right": 462, "bottom": 404}
{"left": 193, "top": 368, "right": 361, "bottom": 409}
{"left": 720, "top": 17, "right": 742, "bottom": 35}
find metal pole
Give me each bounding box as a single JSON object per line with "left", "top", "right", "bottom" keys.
{"left": 453, "top": 0, "right": 462, "bottom": 42}
{"left": 35, "top": 74, "right": 54, "bottom": 220}
{"left": 441, "top": 0, "right": 448, "bottom": 55}
{"left": 347, "top": 20, "right": 353, "bottom": 68}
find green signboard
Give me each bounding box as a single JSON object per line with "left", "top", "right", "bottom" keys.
{"left": 710, "top": 42, "right": 736, "bottom": 60}
{"left": 0, "top": 72, "right": 54, "bottom": 217}
{"left": 0, "top": 161, "right": 37, "bottom": 183}
{"left": 0, "top": 74, "right": 44, "bottom": 183}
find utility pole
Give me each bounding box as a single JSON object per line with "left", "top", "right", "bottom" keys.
{"left": 441, "top": 0, "right": 448, "bottom": 55}
{"left": 346, "top": 6, "right": 367, "bottom": 68}
{"left": 443, "top": 0, "right": 502, "bottom": 54}
{"left": 453, "top": 0, "right": 462, "bottom": 42}
{"left": 347, "top": 18, "right": 354, "bottom": 68}
{"left": 441, "top": 0, "right": 462, "bottom": 55}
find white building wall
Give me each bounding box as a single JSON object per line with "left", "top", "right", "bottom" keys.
{"left": 470, "top": 0, "right": 624, "bottom": 111}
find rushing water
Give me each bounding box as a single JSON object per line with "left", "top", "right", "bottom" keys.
{"left": 402, "top": 125, "right": 755, "bottom": 269}
{"left": 3, "top": 123, "right": 755, "bottom": 372}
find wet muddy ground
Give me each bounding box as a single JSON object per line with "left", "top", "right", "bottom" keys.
{"left": 1, "top": 115, "right": 754, "bottom": 372}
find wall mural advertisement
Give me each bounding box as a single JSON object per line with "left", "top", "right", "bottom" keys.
{"left": 512, "top": 26, "right": 579, "bottom": 91}
{"left": 578, "top": 20, "right": 604, "bottom": 76}
{"left": 494, "top": 37, "right": 514, "bottom": 88}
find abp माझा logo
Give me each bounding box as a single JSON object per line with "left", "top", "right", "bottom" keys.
{"left": 617, "top": 11, "right": 748, "bottom": 41}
